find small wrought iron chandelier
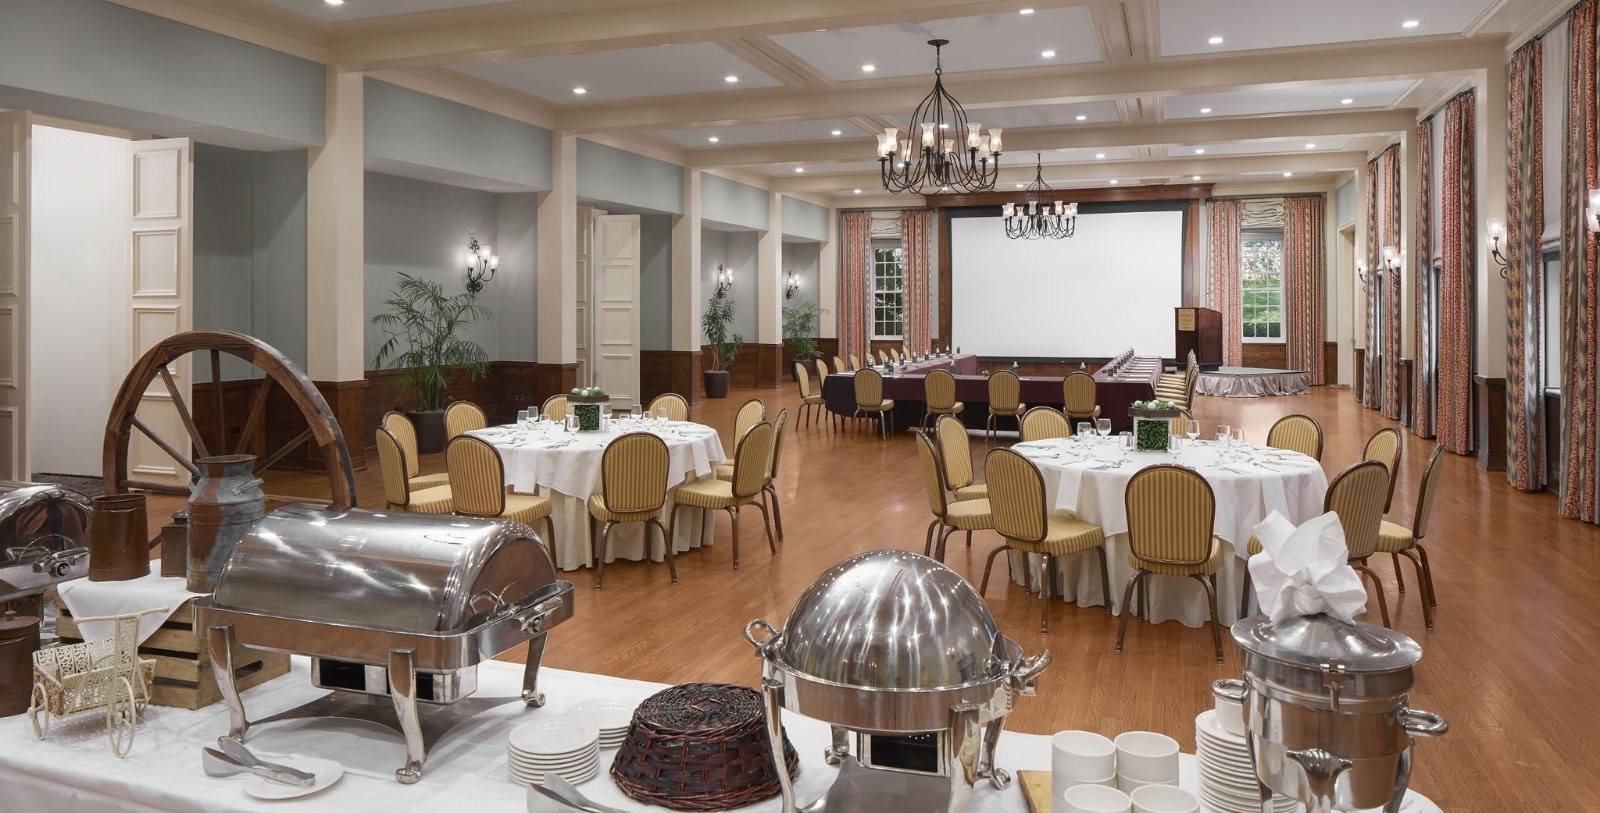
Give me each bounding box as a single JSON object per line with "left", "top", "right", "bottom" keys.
{"left": 464, "top": 237, "right": 498, "bottom": 293}
{"left": 1002, "top": 155, "right": 1078, "bottom": 240}
{"left": 877, "top": 39, "right": 1001, "bottom": 195}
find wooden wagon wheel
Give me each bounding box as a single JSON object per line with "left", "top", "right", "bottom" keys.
{"left": 103, "top": 331, "right": 357, "bottom": 509}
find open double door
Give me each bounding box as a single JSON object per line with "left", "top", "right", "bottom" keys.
{"left": 575, "top": 209, "right": 642, "bottom": 406}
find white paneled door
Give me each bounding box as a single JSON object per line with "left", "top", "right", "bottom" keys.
{"left": 127, "top": 138, "right": 193, "bottom": 489}
{"left": 594, "top": 214, "right": 640, "bottom": 408}
{"left": 575, "top": 207, "right": 593, "bottom": 388}
{"left": 0, "top": 112, "right": 30, "bottom": 480}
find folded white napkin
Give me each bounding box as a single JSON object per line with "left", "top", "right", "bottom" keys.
{"left": 1247, "top": 511, "right": 1367, "bottom": 623}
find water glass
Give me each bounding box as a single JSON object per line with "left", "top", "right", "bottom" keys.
{"left": 1185, "top": 422, "right": 1200, "bottom": 445}
{"left": 1215, "top": 424, "right": 1230, "bottom": 444}
{"left": 565, "top": 414, "right": 578, "bottom": 432}
{"left": 517, "top": 409, "right": 529, "bottom": 426}
{"left": 631, "top": 403, "right": 642, "bottom": 421}
{"left": 1119, "top": 431, "right": 1132, "bottom": 450}
{"left": 1232, "top": 427, "right": 1245, "bottom": 448}
{"left": 1077, "top": 423, "right": 1095, "bottom": 443}
{"left": 1096, "top": 418, "right": 1111, "bottom": 439}
{"left": 655, "top": 405, "right": 669, "bottom": 422}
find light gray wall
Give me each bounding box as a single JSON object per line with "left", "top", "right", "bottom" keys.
{"left": 252, "top": 150, "right": 310, "bottom": 371}
{"left": 781, "top": 196, "right": 830, "bottom": 242}
{"left": 0, "top": 0, "right": 324, "bottom": 145}
{"left": 365, "top": 79, "right": 551, "bottom": 191}
{"left": 702, "top": 174, "right": 769, "bottom": 231}
{"left": 782, "top": 241, "right": 821, "bottom": 317}
{"left": 495, "top": 193, "right": 539, "bottom": 362}
{"left": 701, "top": 228, "right": 759, "bottom": 341}
{"left": 577, "top": 139, "right": 683, "bottom": 214}
{"left": 1333, "top": 179, "right": 1357, "bottom": 227}
{"left": 640, "top": 215, "right": 673, "bottom": 351}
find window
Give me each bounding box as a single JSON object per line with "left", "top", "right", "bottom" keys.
{"left": 1543, "top": 246, "right": 1561, "bottom": 391}
{"left": 1240, "top": 230, "right": 1284, "bottom": 342}
{"left": 872, "top": 243, "right": 904, "bottom": 339}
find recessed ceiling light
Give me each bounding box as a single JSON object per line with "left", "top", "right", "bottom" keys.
{"left": 1076, "top": 114, "right": 1087, "bottom": 121}
{"left": 1109, "top": 179, "right": 1119, "bottom": 185}
{"left": 795, "top": 167, "right": 805, "bottom": 173}
{"left": 573, "top": 87, "right": 587, "bottom": 95}
{"left": 1305, "top": 143, "right": 1316, "bottom": 149}
{"left": 1208, "top": 36, "right": 1223, "bottom": 44}
{"left": 1016, "top": 183, "right": 1025, "bottom": 188}
{"left": 897, "top": 161, "right": 906, "bottom": 168}
{"left": 1341, "top": 98, "right": 1354, "bottom": 104}
{"left": 1192, "top": 175, "right": 1202, "bottom": 181}
{"left": 853, "top": 189, "right": 861, "bottom": 194}
{"left": 1020, "top": 8, "right": 1034, "bottom": 14}
{"left": 862, "top": 64, "right": 876, "bottom": 73}
{"left": 1283, "top": 172, "right": 1294, "bottom": 177}
{"left": 1200, "top": 107, "right": 1212, "bottom": 114}
{"left": 942, "top": 185, "right": 951, "bottom": 191}
{"left": 725, "top": 75, "right": 739, "bottom": 83}
{"left": 939, "top": 123, "right": 949, "bottom": 129}
{"left": 1195, "top": 148, "right": 1206, "bottom": 154}
{"left": 1042, "top": 50, "right": 1056, "bottom": 58}
{"left": 831, "top": 129, "right": 843, "bottom": 136}
{"left": 1402, "top": 20, "right": 1419, "bottom": 28}
{"left": 708, "top": 136, "right": 719, "bottom": 143}
{"left": 324, "top": 0, "right": 344, "bottom": 5}
{"left": 1096, "top": 153, "right": 1106, "bottom": 159}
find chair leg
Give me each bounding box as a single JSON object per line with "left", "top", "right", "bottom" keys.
{"left": 1094, "top": 545, "right": 1111, "bottom": 616}
{"left": 979, "top": 544, "right": 1009, "bottom": 594}
{"left": 1039, "top": 553, "right": 1053, "bottom": 635}
{"left": 667, "top": 504, "right": 682, "bottom": 550}
{"left": 1416, "top": 543, "right": 1436, "bottom": 608}
{"left": 728, "top": 507, "right": 740, "bottom": 571}
{"left": 924, "top": 519, "right": 940, "bottom": 557}
{"left": 1199, "top": 574, "right": 1224, "bottom": 663}
{"left": 1355, "top": 563, "right": 1390, "bottom": 627}
{"left": 1398, "top": 548, "right": 1432, "bottom": 629}
{"left": 752, "top": 499, "right": 777, "bottom": 554}
{"left": 1239, "top": 570, "right": 1254, "bottom": 619}
{"left": 1116, "top": 571, "right": 1148, "bottom": 652}
{"left": 594, "top": 521, "right": 614, "bottom": 590}
{"left": 768, "top": 486, "right": 784, "bottom": 541}
{"left": 651, "top": 518, "right": 677, "bottom": 585}
{"left": 1391, "top": 552, "right": 1406, "bottom": 594}
{"left": 965, "top": 529, "right": 973, "bottom": 549}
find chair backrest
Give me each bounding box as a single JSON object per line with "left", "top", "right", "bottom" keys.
{"left": 732, "top": 422, "right": 774, "bottom": 499}
{"left": 890, "top": 347, "right": 902, "bottom": 363}
{"left": 816, "top": 358, "right": 832, "bottom": 378}
{"left": 915, "top": 431, "right": 951, "bottom": 519}
{"left": 985, "top": 448, "right": 1048, "bottom": 543}
{"left": 848, "top": 354, "right": 861, "bottom": 371}
{"left": 648, "top": 393, "right": 690, "bottom": 422}
{"left": 446, "top": 435, "right": 506, "bottom": 517}
{"left": 935, "top": 414, "right": 976, "bottom": 490}
{"left": 1125, "top": 465, "right": 1215, "bottom": 567}
{"left": 1411, "top": 445, "right": 1446, "bottom": 540}
{"left": 542, "top": 394, "right": 569, "bottom": 422}
{"left": 734, "top": 398, "right": 766, "bottom": 441}
{"left": 796, "top": 363, "right": 814, "bottom": 399}
{"left": 988, "top": 369, "right": 1022, "bottom": 411}
{"left": 375, "top": 428, "right": 413, "bottom": 506}
{"left": 834, "top": 356, "right": 847, "bottom": 374}
{"left": 1169, "top": 408, "right": 1197, "bottom": 438}
{"left": 1020, "top": 407, "right": 1071, "bottom": 442}
{"left": 1186, "top": 349, "right": 1198, "bottom": 375}
{"left": 878, "top": 349, "right": 889, "bottom": 365}
{"left": 1185, "top": 363, "right": 1199, "bottom": 405}
{"left": 1267, "top": 414, "right": 1324, "bottom": 460}
{"left": 382, "top": 412, "right": 422, "bottom": 477}
{"left": 1362, "top": 427, "right": 1403, "bottom": 511}
{"left": 600, "top": 432, "right": 671, "bottom": 515}
{"left": 1062, "top": 371, "right": 1098, "bottom": 417}
{"left": 854, "top": 367, "right": 886, "bottom": 409}
{"left": 925, "top": 369, "right": 958, "bottom": 411}
{"left": 1324, "top": 460, "right": 1391, "bottom": 559}
{"left": 767, "top": 408, "right": 789, "bottom": 480}
{"left": 445, "top": 401, "right": 487, "bottom": 439}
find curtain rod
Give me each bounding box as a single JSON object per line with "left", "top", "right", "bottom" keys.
{"left": 1523, "top": 0, "right": 1583, "bottom": 47}
{"left": 1209, "top": 192, "right": 1326, "bottom": 202}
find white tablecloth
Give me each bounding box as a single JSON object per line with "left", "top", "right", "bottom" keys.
{"left": 56, "top": 565, "right": 200, "bottom": 644}
{"left": 1008, "top": 437, "right": 1329, "bottom": 628}
{"left": 0, "top": 656, "right": 1439, "bottom": 813}
{"left": 467, "top": 421, "right": 727, "bottom": 573}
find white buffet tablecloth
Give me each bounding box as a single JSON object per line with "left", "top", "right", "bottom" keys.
{"left": 466, "top": 421, "right": 727, "bottom": 573}
{"left": 56, "top": 564, "right": 200, "bottom": 644}
{"left": 0, "top": 656, "right": 1440, "bottom": 813}
{"left": 1008, "top": 437, "right": 1329, "bottom": 628}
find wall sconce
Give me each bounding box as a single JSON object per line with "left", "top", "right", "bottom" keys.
{"left": 785, "top": 270, "right": 800, "bottom": 300}
{"left": 1356, "top": 260, "right": 1369, "bottom": 289}
{"left": 1381, "top": 245, "right": 1402, "bottom": 273}
{"left": 714, "top": 264, "right": 733, "bottom": 298}
{"left": 1486, "top": 217, "right": 1510, "bottom": 280}
{"left": 1587, "top": 189, "right": 1600, "bottom": 234}
{"left": 465, "top": 238, "right": 498, "bottom": 294}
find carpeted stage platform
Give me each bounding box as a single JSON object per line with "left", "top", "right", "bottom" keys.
{"left": 1195, "top": 366, "right": 1309, "bottom": 397}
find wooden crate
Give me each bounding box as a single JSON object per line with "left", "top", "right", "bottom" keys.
{"left": 56, "top": 597, "right": 289, "bottom": 710}
{"left": 1018, "top": 770, "right": 1050, "bottom": 813}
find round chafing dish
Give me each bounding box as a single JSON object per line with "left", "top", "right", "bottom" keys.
{"left": 0, "top": 483, "right": 93, "bottom": 604}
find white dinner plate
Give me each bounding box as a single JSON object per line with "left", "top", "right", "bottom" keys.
{"left": 1196, "top": 711, "right": 1248, "bottom": 746}
{"left": 242, "top": 757, "right": 344, "bottom": 800}
{"left": 508, "top": 749, "right": 599, "bottom": 770}
{"left": 510, "top": 757, "right": 600, "bottom": 786}
{"left": 566, "top": 698, "right": 636, "bottom": 733}
{"left": 509, "top": 750, "right": 598, "bottom": 774}
{"left": 509, "top": 719, "right": 600, "bottom": 757}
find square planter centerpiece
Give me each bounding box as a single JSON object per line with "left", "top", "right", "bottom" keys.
{"left": 1129, "top": 401, "right": 1183, "bottom": 452}
{"left": 569, "top": 387, "right": 611, "bottom": 431}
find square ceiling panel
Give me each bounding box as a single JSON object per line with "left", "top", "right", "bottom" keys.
{"left": 451, "top": 43, "right": 782, "bottom": 103}
{"left": 1166, "top": 137, "right": 1352, "bottom": 157}
{"left": 1158, "top": 0, "right": 1497, "bottom": 56}
{"left": 770, "top": 7, "right": 1101, "bottom": 82}
{"left": 1164, "top": 81, "right": 1417, "bottom": 119}
{"left": 255, "top": 0, "right": 525, "bottom": 22}
{"left": 660, "top": 119, "right": 871, "bottom": 147}
{"left": 882, "top": 100, "right": 1122, "bottom": 131}
{"left": 765, "top": 160, "right": 883, "bottom": 176}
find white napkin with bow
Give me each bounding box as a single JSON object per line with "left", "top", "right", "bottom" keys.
{"left": 1247, "top": 510, "right": 1368, "bottom": 623}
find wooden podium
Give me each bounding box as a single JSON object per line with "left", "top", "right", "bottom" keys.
{"left": 1175, "top": 307, "right": 1222, "bottom": 369}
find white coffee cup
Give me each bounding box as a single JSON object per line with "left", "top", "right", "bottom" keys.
{"left": 1113, "top": 731, "right": 1180, "bottom": 783}
{"left": 1052, "top": 730, "right": 1117, "bottom": 781}
{"left": 1062, "top": 784, "right": 1133, "bottom": 813}
{"left": 1214, "top": 695, "right": 1246, "bottom": 738}
{"left": 1116, "top": 775, "right": 1178, "bottom": 793}
{"left": 1130, "top": 785, "right": 1201, "bottom": 813}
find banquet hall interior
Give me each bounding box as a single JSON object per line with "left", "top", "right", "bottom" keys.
{"left": 0, "top": 0, "right": 1596, "bottom": 811}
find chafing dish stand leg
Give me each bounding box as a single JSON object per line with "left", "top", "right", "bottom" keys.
{"left": 1244, "top": 726, "right": 1273, "bottom": 813}
{"left": 977, "top": 715, "right": 1010, "bottom": 789}
{"left": 760, "top": 674, "right": 799, "bottom": 813}
{"left": 521, "top": 632, "right": 548, "bottom": 708}
{"left": 824, "top": 725, "right": 850, "bottom": 765}
{"left": 208, "top": 624, "right": 250, "bottom": 742}
{"left": 946, "top": 701, "right": 981, "bottom": 813}
{"left": 388, "top": 647, "right": 426, "bottom": 784}
{"left": 1384, "top": 748, "right": 1412, "bottom": 813}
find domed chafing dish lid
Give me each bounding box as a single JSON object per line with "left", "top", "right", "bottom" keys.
{"left": 775, "top": 550, "right": 1009, "bottom": 691}
{"left": 1231, "top": 613, "right": 1421, "bottom": 673}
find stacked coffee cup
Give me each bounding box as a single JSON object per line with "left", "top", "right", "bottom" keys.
{"left": 1050, "top": 730, "right": 1199, "bottom": 813}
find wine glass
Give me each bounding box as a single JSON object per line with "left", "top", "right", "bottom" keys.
{"left": 1096, "top": 418, "right": 1111, "bottom": 440}
{"left": 1185, "top": 420, "right": 1200, "bottom": 448}
{"left": 1077, "top": 422, "right": 1094, "bottom": 445}
{"left": 1232, "top": 427, "right": 1246, "bottom": 452}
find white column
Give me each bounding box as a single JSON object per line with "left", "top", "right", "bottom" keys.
{"left": 1476, "top": 66, "right": 1510, "bottom": 379}
{"left": 756, "top": 190, "right": 784, "bottom": 345}
{"left": 537, "top": 132, "right": 577, "bottom": 364}
{"left": 305, "top": 66, "right": 364, "bottom": 382}
{"left": 1400, "top": 129, "right": 1417, "bottom": 360}
{"left": 671, "top": 170, "right": 702, "bottom": 351}
{"left": 819, "top": 208, "right": 838, "bottom": 339}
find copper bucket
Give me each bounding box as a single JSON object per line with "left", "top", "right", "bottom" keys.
{"left": 187, "top": 455, "right": 264, "bottom": 593}
{"left": 0, "top": 610, "right": 40, "bottom": 716}
{"left": 88, "top": 493, "right": 150, "bottom": 581}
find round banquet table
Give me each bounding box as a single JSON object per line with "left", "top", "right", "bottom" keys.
{"left": 1006, "top": 437, "right": 1329, "bottom": 628}
{"left": 466, "top": 419, "right": 727, "bottom": 572}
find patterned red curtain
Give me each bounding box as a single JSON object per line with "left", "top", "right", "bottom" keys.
{"left": 1382, "top": 145, "right": 1403, "bottom": 421}
{"left": 1507, "top": 40, "right": 1545, "bottom": 489}
{"left": 837, "top": 212, "right": 873, "bottom": 366}
{"left": 1437, "top": 93, "right": 1477, "bottom": 454}
{"left": 1413, "top": 116, "right": 1436, "bottom": 439}
{"left": 1561, "top": 0, "right": 1600, "bottom": 523}
{"left": 1283, "top": 196, "right": 1326, "bottom": 385}
{"left": 1364, "top": 157, "right": 1381, "bottom": 408}
{"left": 1207, "top": 199, "right": 1245, "bottom": 366}
{"left": 901, "top": 209, "right": 934, "bottom": 354}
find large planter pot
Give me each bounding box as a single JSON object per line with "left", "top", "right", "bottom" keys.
{"left": 704, "top": 370, "right": 731, "bottom": 399}
{"left": 408, "top": 409, "right": 448, "bottom": 454}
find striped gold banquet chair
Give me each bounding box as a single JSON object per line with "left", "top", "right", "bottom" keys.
{"left": 760, "top": 409, "right": 790, "bottom": 540}
{"left": 1363, "top": 427, "right": 1403, "bottom": 512}
{"left": 376, "top": 428, "right": 453, "bottom": 514}
{"left": 446, "top": 434, "right": 554, "bottom": 542}
{"left": 587, "top": 432, "right": 674, "bottom": 589}
{"left": 1019, "top": 407, "right": 1071, "bottom": 443}
{"left": 878, "top": 349, "right": 889, "bottom": 365}
{"left": 381, "top": 412, "right": 451, "bottom": 490}
{"left": 921, "top": 369, "right": 964, "bottom": 430}
{"left": 985, "top": 370, "right": 1027, "bottom": 442}
{"left": 670, "top": 422, "right": 776, "bottom": 571}
{"left": 915, "top": 431, "right": 993, "bottom": 561}
{"left": 542, "top": 394, "right": 569, "bottom": 422}
{"left": 1266, "top": 414, "right": 1324, "bottom": 460}
{"left": 853, "top": 368, "right": 896, "bottom": 438}
{"left": 1377, "top": 445, "right": 1444, "bottom": 628}
{"left": 732, "top": 398, "right": 766, "bottom": 445}
{"left": 1062, "top": 371, "right": 1101, "bottom": 424}
{"left": 444, "top": 400, "right": 487, "bottom": 440}
{"left": 834, "top": 355, "right": 848, "bottom": 375}
{"left": 982, "top": 448, "right": 1108, "bottom": 634}
{"left": 795, "top": 364, "right": 827, "bottom": 428}
{"left": 1116, "top": 465, "right": 1226, "bottom": 663}
{"left": 848, "top": 354, "right": 861, "bottom": 372}
{"left": 647, "top": 392, "right": 690, "bottom": 422}
{"left": 890, "top": 347, "right": 902, "bottom": 363}
{"left": 937, "top": 414, "right": 988, "bottom": 503}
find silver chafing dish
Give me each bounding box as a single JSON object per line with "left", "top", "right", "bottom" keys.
{"left": 0, "top": 483, "right": 93, "bottom": 604}
{"left": 746, "top": 550, "right": 1050, "bottom": 813}
{"left": 1215, "top": 614, "right": 1448, "bottom": 813}
{"left": 195, "top": 505, "right": 575, "bottom": 784}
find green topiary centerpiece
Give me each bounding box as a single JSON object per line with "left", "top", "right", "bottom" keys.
{"left": 1129, "top": 399, "right": 1182, "bottom": 452}
{"left": 570, "top": 386, "right": 609, "bottom": 431}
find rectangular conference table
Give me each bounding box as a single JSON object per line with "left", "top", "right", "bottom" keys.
{"left": 821, "top": 355, "right": 1163, "bottom": 435}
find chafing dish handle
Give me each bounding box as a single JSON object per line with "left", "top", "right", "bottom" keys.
{"left": 28, "top": 547, "right": 90, "bottom": 576}
{"left": 743, "top": 619, "right": 782, "bottom": 659}
{"left": 1211, "top": 678, "right": 1247, "bottom": 703}
{"left": 1398, "top": 708, "right": 1448, "bottom": 736}
{"left": 1008, "top": 650, "right": 1052, "bottom": 695}
{"left": 514, "top": 598, "right": 567, "bottom": 636}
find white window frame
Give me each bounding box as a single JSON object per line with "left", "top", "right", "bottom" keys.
{"left": 1240, "top": 229, "right": 1285, "bottom": 344}
{"left": 871, "top": 242, "right": 905, "bottom": 340}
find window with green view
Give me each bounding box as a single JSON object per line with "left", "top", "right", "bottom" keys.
{"left": 1241, "top": 231, "right": 1283, "bottom": 341}
{"left": 872, "top": 244, "right": 904, "bottom": 339}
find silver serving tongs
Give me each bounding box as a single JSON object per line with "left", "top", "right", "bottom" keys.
{"left": 203, "top": 738, "right": 316, "bottom": 787}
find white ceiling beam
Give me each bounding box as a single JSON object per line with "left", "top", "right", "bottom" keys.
{"left": 104, "top": 0, "right": 328, "bottom": 62}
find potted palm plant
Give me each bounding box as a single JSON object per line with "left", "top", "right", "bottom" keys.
{"left": 371, "top": 273, "right": 491, "bottom": 453}
{"left": 702, "top": 291, "right": 742, "bottom": 398}
{"left": 782, "top": 302, "right": 825, "bottom": 381}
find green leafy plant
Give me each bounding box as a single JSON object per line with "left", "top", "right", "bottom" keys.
{"left": 702, "top": 292, "right": 744, "bottom": 372}
{"left": 370, "top": 273, "right": 491, "bottom": 412}
{"left": 782, "top": 302, "right": 826, "bottom": 361}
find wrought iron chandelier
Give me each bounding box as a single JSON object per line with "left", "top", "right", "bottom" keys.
{"left": 1002, "top": 155, "right": 1078, "bottom": 240}
{"left": 877, "top": 39, "right": 1001, "bottom": 195}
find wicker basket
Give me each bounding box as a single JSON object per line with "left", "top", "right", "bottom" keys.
{"left": 611, "top": 682, "right": 799, "bottom": 811}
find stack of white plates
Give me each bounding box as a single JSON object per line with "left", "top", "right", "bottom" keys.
{"left": 567, "top": 698, "right": 635, "bottom": 749}
{"left": 1194, "top": 710, "right": 1296, "bottom": 813}
{"left": 507, "top": 719, "right": 601, "bottom": 786}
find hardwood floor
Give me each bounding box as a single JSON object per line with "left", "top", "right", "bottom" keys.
{"left": 143, "top": 383, "right": 1599, "bottom": 812}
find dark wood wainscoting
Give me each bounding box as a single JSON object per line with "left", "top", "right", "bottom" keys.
{"left": 1324, "top": 342, "right": 1339, "bottom": 386}
{"left": 1398, "top": 359, "right": 1414, "bottom": 428}
{"left": 1474, "top": 375, "right": 1506, "bottom": 471}
{"left": 640, "top": 350, "right": 703, "bottom": 405}
{"left": 781, "top": 338, "right": 838, "bottom": 381}
{"left": 701, "top": 343, "right": 783, "bottom": 389}
{"left": 190, "top": 377, "right": 369, "bottom": 473}
{"left": 1240, "top": 342, "right": 1287, "bottom": 370}
{"left": 1352, "top": 348, "right": 1366, "bottom": 403}
{"left": 1544, "top": 389, "right": 1562, "bottom": 491}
